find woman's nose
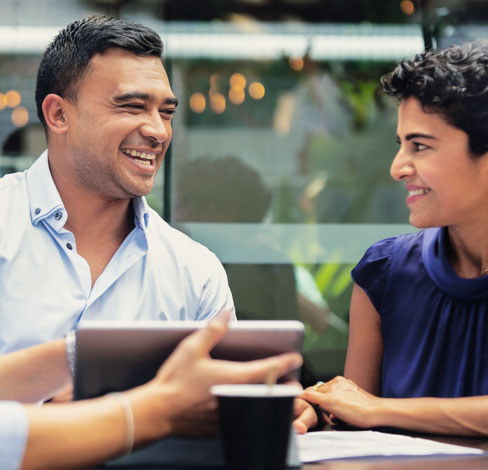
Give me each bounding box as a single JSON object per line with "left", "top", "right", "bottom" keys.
{"left": 390, "top": 148, "right": 415, "bottom": 181}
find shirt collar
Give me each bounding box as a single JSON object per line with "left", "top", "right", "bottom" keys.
{"left": 26, "top": 150, "right": 152, "bottom": 232}
{"left": 26, "top": 150, "right": 66, "bottom": 226}
{"left": 132, "top": 195, "right": 151, "bottom": 234}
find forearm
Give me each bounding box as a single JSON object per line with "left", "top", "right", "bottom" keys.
{"left": 0, "top": 340, "right": 70, "bottom": 402}
{"left": 374, "top": 396, "right": 488, "bottom": 436}
{"left": 302, "top": 378, "right": 488, "bottom": 437}
{"left": 21, "top": 386, "right": 175, "bottom": 470}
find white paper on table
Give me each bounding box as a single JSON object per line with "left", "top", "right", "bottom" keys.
{"left": 296, "top": 430, "right": 484, "bottom": 463}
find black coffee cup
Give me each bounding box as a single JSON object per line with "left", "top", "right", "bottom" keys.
{"left": 211, "top": 384, "right": 301, "bottom": 470}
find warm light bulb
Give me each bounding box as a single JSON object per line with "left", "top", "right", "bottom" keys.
{"left": 249, "top": 82, "right": 265, "bottom": 100}
{"left": 288, "top": 57, "right": 304, "bottom": 71}
{"left": 210, "top": 92, "right": 226, "bottom": 114}
{"left": 6, "top": 90, "right": 21, "bottom": 108}
{"left": 229, "top": 88, "right": 245, "bottom": 105}
{"left": 400, "top": 0, "right": 415, "bottom": 15}
{"left": 229, "top": 73, "right": 246, "bottom": 90}
{"left": 189, "top": 92, "right": 206, "bottom": 114}
{"left": 12, "top": 106, "right": 29, "bottom": 127}
{"left": 0, "top": 93, "right": 7, "bottom": 111}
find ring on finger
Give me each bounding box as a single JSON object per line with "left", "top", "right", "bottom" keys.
{"left": 313, "top": 381, "right": 324, "bottom": 391}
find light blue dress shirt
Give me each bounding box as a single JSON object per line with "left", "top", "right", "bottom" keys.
{"left": 0, "top": 401, "right": 28, "bottom": 469}
{"left": 0, "top": 151, "right": 235, "bottom": 354}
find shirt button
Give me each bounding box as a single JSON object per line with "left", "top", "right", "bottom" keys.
{"left": 35, "top": 208, "right": 41, "bottom": 215}
{"left": 55, "top": 212, "right": 62, "bottom": 220}
{"left": 66, "top": 243, "right": 73, "bottom": 250}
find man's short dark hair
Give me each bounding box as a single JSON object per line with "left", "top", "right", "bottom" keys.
{"left": 35, "top": 15, "right": 163, "bottom": 129}
{"left": 381, "top": 40, "right": 488, "bottom": 156}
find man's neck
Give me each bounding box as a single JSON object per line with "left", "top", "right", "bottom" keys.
{"left": 48, "top": 153, "right": 136, "bottom": 286}
{"left": 59, "top": 186, "right": 135, "bottom": 287}
{"left": 47, "top": 150, "right": 135, "bottom": 241}
{"left": 63, "top": 193, "right": 134, "bottom": 241}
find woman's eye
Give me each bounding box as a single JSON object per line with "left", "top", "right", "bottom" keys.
{"left": 413, "top": 143, "right": 428, "bottom": 151}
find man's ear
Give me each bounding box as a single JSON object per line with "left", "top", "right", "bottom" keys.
{"left": 42, "top": 94, "right": 69, "bottom": 134}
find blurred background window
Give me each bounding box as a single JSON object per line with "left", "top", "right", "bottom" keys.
{"left": 1, "top": 0, "right": 487, "bottom": 386}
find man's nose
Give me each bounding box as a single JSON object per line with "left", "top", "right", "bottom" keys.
{"left": 140, "top": 111, "right": 170, "bottom": 143}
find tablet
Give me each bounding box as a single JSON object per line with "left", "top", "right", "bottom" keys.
{"left": 74, "top": 320, "right": 304, "bottom": 400}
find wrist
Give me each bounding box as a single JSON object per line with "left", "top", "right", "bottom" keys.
{"left": 125, "top": 384, "right": 178, "bottom": 446}
{"left": 369, "top": 397, "right": 396, "bottom": 428}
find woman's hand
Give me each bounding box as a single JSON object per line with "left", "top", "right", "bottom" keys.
{"left": 299, "top": 376, "right": 383, "bottom": 430}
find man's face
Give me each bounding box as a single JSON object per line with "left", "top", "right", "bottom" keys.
{"left": 61, "top": 48, "right": 177, "bottom": 200}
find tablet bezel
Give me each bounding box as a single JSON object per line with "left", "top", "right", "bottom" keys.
{"left": 74, "top": 320, "right": 304, "bottom": 400}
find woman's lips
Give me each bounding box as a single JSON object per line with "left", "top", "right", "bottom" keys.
{"left": 406, "top": 187, "right": 430, "bottom": 205}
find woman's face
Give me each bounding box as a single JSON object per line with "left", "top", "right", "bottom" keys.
{"left": 390, "top": 97, "right": 488, "bottom": 229}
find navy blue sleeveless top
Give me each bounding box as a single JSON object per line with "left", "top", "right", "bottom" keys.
{"left": 351, "top": 227, "right": 488, "bottom": 398}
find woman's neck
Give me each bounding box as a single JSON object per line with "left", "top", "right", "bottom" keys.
{"left": 447, "top": 224, "right": 488, "bottom": 278}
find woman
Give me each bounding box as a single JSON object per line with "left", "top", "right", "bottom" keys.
{"left": 0, "top": 312, "right": 301, "bottom": 470}
{"left": 294, "top": 39, "right": 488, "bottom": 436}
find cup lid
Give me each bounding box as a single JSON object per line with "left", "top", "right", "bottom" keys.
{"left": 210, "top": 384, "right": 302, "bottom": 397}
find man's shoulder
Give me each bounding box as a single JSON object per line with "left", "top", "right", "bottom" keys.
{"left": 0, "top": 171, "right": 27, "bottom": 213}
{"left": 0, "top": 170, "right": 25, "bottom": 190}
{"left": 145, "top": 209, "right": 218, "bottom": 261}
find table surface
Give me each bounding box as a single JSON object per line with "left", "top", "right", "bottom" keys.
{"left": 90, "top": 433, "right": 488, "bottom": 470}
{"left": 300, "top": 434, "right": 488, "bottom": 470}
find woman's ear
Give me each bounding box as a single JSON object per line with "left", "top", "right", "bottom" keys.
{"left": 42, "top": 94, "right": 68, "bottom": 134}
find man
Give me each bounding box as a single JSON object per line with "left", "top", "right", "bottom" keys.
{"left": 0, "top": 16, "right": 234, "bottom": 354}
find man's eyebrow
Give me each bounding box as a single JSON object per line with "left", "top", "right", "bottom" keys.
{"left": 113, "top": 92, "right": 179, "bottom": 107}
{"left": 396, "top": 133, "right": 439, "bottom": 142}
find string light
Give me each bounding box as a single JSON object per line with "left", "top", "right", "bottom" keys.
{"left": 289, "top": 57, "right": 304, "bottom": 71}
{"left": 249, "top": 82, "right": 265, "bottom": 100}
{"left": 400, "top": 0, "right": 415, "bottom": 15}
{"left": 210, "top": 92, "right": 226, "bottom": 114}
{"left": 6, "top": 90, "right": 21, "bottom": 108}
{"left": 229, "top": 88, "right": 245, "bottom": 105}
{"left": 12, "top": 106, "right": 29, "bottom": 127}
{"left": 189, "top": 92, "right": 206, "bottom": 113}
{"left": 229, "top": 73, "right": 246, "bottom": 89}
{"left": 0, "top": 93, "right": 7, "bottom": 111}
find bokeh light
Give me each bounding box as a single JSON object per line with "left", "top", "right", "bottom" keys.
{"left": 210, "top": 92, "right": 226, "bottom": 114}
{"left": 229, "top": 88, "right": 245, "bottom": 105}
{"left": 12, "top": 106, "right": 29, "bottom": 127}
{"left": 6, "top": 90, "right": 21, "bottom": 108}
{"left": 229, "top": 73, "right": 246, "bottom": 90}
{"left": 189, "top": 92, "right": 206, "bottom": 113}
{"left": 249, "top": 82, "right": 265, "bottom": 100}
{"left": 0, "top": 93, "right": 7, "bottom": 111}
{"left": 400, "top": 0, "right": 415, "bottom": 15}
{"left": 209, "top": 74, "right": 219, "bottom": 89}
{"left": 289, "top": 57, "right": 304, "bottom": 71}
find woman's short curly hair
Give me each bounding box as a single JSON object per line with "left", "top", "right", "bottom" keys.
{"left": 381, "top": 40, "right": 488, "bottom": 156}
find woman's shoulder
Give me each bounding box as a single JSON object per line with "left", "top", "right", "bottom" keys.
{"left": 351, "top": 230, "right": 427, "bottom": 315}
{"left": 360, "top": 230, "right": 425, "bottom": 267}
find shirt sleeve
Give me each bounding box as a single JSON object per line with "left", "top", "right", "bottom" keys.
{"left": 196, "top": 253, "right": 236, "bottom": 321}
{"left": 0, "top": 401, "right": 29, "bottom": 470}
{"left": 351, "top": 237, "right": 395, "bottom": 315}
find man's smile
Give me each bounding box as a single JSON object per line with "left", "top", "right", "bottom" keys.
{"left": 121, "top": 147, "right": 158, "bottom": 166}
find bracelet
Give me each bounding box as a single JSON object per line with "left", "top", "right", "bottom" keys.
{"left": 109, "top": 392, "right": 135, "bottom": 456}
{"left": 65, "top": 330, "right": 76, "bottom": 377}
